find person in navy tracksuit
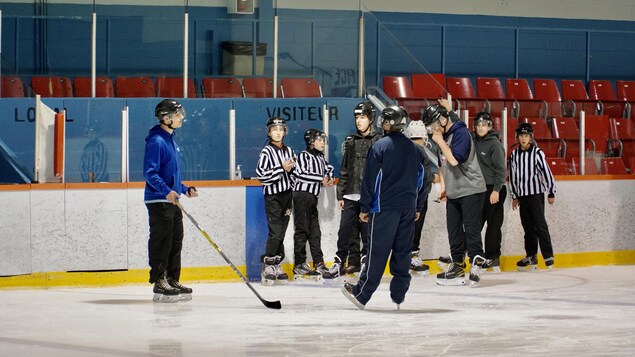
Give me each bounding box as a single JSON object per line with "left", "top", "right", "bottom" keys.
{"left": 341, "top": 106, "right": 427, "bottom": 309}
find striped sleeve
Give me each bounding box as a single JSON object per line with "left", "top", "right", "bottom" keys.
{"left": 535, "top": 148, "right": 556, "bottom": 197}
{"left": 256, "top": 146, "right": 284, "bottom": 185}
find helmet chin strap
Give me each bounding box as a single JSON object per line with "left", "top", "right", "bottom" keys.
{"left": 162, "top": 115, "right": 176, "bottom": 130}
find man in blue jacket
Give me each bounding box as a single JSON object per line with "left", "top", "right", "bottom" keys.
{"left": 144, "top": 99, "right": 198, "bottom": 302}
{"left": 341, "top": 106, "right": 427, "bottom": 310}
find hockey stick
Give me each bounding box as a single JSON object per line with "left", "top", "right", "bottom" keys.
{"left": 176, "top": 201, "right": 282, "bottom": 309}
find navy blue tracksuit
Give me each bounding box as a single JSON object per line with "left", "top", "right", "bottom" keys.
{"left": 350, "top": 131, "right": 426, "bottom": 306}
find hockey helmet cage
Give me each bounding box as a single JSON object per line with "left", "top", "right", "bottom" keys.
{"left": 515, "top": 122, "right": 534, "bottom": 136}
{"left": 353, "top": 101, "right": 376, "bottom": 120}
{"left": 304, "top": 128, "right": 327, "bottom": 147}
{"left": 473, "top": 111, "right": 493, "bottom": 129}
{"left": 406, "top": 120, "right": 428, "bottom": 139}
{"left": 420, "top": 105, "right": 448, "bottom": 126}
{"left": 380, "top": 105, "right": 408, "bottom": 130}
{"left": 155, "top": 99, "right": 184, "bottom": 119}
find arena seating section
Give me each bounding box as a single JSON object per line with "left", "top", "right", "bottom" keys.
{"left": 1, "top": 73, "right": 633, "bottom": 175}
{"left": 378, "top": 75, "right": 634, "bottom": 174}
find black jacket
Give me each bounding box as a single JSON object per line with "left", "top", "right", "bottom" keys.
{"left": 336, "top": 128, "right": 382, "bottom": 200}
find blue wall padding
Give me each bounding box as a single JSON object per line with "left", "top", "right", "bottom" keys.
{"left": 245, "top": 185, "right": 268, "bottom": 281}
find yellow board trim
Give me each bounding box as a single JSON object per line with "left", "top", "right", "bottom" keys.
{"left": 1, "top": 250, "right": 634, "bottom": 289}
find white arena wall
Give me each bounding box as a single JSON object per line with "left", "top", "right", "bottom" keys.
{"left": 0, "top": 177, "right": 634, "bottom": 287}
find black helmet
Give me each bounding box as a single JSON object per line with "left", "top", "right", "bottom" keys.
{"left": 515, "top": 122, "right": 534, "bottom": 136}
{"left": 473, "top": 111, "right": 493, "bottom": 129}
{"left": 381, "top": 105, "right": 408, "bottom": 130}
{"left": 353, "top": 101, "right": 376, "bottom": 120}
{"left": 421, "top": 105, "right": 448, "bottom": 126}
{"left": 155, "top": 99, "right": 184, "bottom": 119}
{"left": 266, "top": 117, "right": 287, "bottom": 131}
{"left": 304, "top": 128, "right": 327, "bottom": 147}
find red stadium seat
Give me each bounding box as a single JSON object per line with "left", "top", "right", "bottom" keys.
{"left": 243, "top": 77, "right": 274, "bottom": 98}
{"left": 561, "top": 80, "right": 601, "bottom": 117}
{"left": 32, "top": 76, "right": 73, "bottom": 97}
{"left": 546, "top": 157, "right": 571, "bottom": 175}
{"left": 156, "top": 77, "right": 198, "bottom": 98}
{"left": 589, "top": 80, "right": 630, "bottom": 118}
{"left": 1, "top": 75, "right": 25, "bottom": 97}
{"left": 447, "top": 77, "right": 486, "bottom": 119}
{"left": 74, "top": 77, "right": 115, "bottom": 97}
{"left": 601, "top": 157, "right": 627, "bottom": 175}
{"left": 505, "top": 78, "right": 546, "bottom": 118}
{"left": 115, "top": 77, "right": 156, "bottom": 97}
{"left": 202, "top": 78, "right": 243, "bottom": 98}
{"left": 612, "top": 117, "right": 635, "bottom": 169}
{"left": 533, "top": 79, "right": 563, "bottom": 117}
{"left": 476, "top": 77, "right": 510, "bottom": 121}
{"left": 383, "top": 76, "right": 414, "bottom": 99}
{"left": 551, "top": 116, "right": 595, "bottom": 159}
{"left": 571, "top": 157, "right": 600, "bottom": 175}
{"left": 583, "top": 115, "right": 616, "bottom": 156}
{"left": 521, "top": 117, "right": 562, "bottom": 158}
{"left": 412, "top": 73, "right": 446, "bottom": 98}
{"left": 280, "top": 78, "right": 322, "bottom": 98}
{"left": 616, "top": 80, "right": 635, "bottom": 102}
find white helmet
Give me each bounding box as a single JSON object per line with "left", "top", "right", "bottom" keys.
{"left": 406, "top": 120, "right": 427, "bottom": 139}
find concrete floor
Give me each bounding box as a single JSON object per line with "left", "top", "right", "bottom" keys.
{"left": 1, "top": 265, "right": 634, "bottom": 356}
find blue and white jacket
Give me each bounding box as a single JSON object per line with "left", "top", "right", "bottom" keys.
{"left": 360, "top": 131, "right": 427, "bottom": 214}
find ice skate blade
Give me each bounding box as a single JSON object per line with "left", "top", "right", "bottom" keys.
{"left": 274, "top": 279, "right": 288, "bottom": 285}
{"left": 410, "top": 270, "right": 428, "bottom": 277}
{"left": 436, "top": 278, "right": 465, "bottom": 286}
{"left": 179, "top": 293, "right": 192, "bottom": 301}
{"left": 293, "top": 274, "right": 322, "bottom": 282}
{"left": 261, "top": 279, "right": 275, "bottom": 286}
{"left": 341, "top": 287, "right": 365, "bottom": 310}
{"left": 517, "top": 265, "right": 538, "bottom": 272}
{"left": 153, "top": 293, "right": 181, "bottom": 302}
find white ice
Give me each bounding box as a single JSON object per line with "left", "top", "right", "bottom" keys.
{"left": 1, "top": 265, "right": 634, "bottom": 356}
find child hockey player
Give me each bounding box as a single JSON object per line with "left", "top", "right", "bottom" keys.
{"left": 405, "top": 120, "right": 438, "bottom": 275}
{"left": 144, "top": 99, "right": 198, "bottom": 302}
{"left": 256, "top": 117, "right": 296, "bottom": 286}
{"left": 341, "top": 106, "right": 427, "bottom": 310}
{"left": 326, "top": 101, "right": 382, "bottom": 279}
{"left": 292, "top": 128, "right": 335, "bottom": 280}
{"left": 509, "top": 122, "right": 556, "bottom": 271}
{"left": 421, "top": 101, "right": 491, "bottom": 287}
{"left": 472, "top": 112, "right": 507, "bottom": 272}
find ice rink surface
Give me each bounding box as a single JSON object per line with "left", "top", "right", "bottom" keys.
{"left": 1, "top": 265, "right": 634, "bottom": 357}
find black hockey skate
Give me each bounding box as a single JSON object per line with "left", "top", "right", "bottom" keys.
{"left": 410, "top": 251, "right": 430, "bottom": 276}
{"left": 153, "top": 275, "right": 181, "bottom": 302}
{"left": 481, "top": 257, "right": 501, "bottom": 273}
{"left": 436, "top": 255, "right": 452, "bottom": 270}
{"left": 469, "top": 255, "right": 491, "bottom": 287}
{"left": 273, "top": 256, "right": 288, "bottom": 285}
{"left": 517, "top": 255, "right": 538, "bottom": 272}
{"left": 293, "top": 263, "right": 322, "bottom": 282}
{"left": 544, "top": 256, "right": 555, "bottom": 271}
{"left": 341, "top": 283, "right": 365, "bottom": 310}
{"left": 261, "top": 256, "right": 277, "bottom": 286}
{"left": 436, "top": 261, "right": 466, "bottom": 286}
{"left": 167, "top": 277, "right": 192, "bottom": 300}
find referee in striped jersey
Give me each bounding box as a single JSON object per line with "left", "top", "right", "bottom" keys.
{"left": 509, "top": 122, "right": 556, "bottom": 270}
{"left": 256, "top": 117, "right": 297, "bottom": 285}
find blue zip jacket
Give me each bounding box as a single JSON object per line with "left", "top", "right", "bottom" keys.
{"left": 360, "top": 131, "right": 427, "bottom": 214}
{"left": 143, "top": 125, "right": 188, "bottom": 203}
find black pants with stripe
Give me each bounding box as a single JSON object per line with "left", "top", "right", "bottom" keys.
{"left": 146, "top": 202, "right": 184, "bottom": 284}
{"left": 518, "top": 193, "right": 554, "bottom": 258}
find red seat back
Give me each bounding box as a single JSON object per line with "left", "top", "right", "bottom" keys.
{"left": 157, "top": 77, "right": 197, "bottom": 98}
{"left": 601, "top": 157, "right": 627, "bottom": 174}
{"left": 1, "top": 76, "right": 25, "bottom": 97}
{"left": 588, "top": 80, "right": 617, "bottom": 101}
{"left": 476, "top": 77, "right": 505, "bottom": 99}
{"left": 202, "top": 78, "right": 243, "bottom": 98}
{"left": 534, "top": 79, "right": 561, "bottom": 102}
{"left": 561, "top": 80, "right": 589, "bottom": 101}
{"left": 505, "top": 78, "right": 533, "bottom": 100}
{"left": 32, "top": 76, "right": 73, "bottom": 97}
{"left": 383, "top": 76, "right": 413, "bottom": 99}
{"left": 280, "top": 78, "right": 322, "bottom": 98}
{"left": 546, "top": 157, "right": 570, "bottom": 175}
{"left": 74, "top": 77, "right": 115, "bottom": 97}
{"left": 571, "top": 157, "right": 600, "bottom": 175}
{"left": 243, "top": 77, "right": 274, "bottom": 98}
{"left": 412, "top": 73, "right": 446, "bottom": 98}
{"left": 613, "top": 117, "right": 634, "bottom": 139}
{"left": 446, "top": 77, "right": 476, "bottom": 99}
{"left": 521, "top": 117, "right": 552, "bottom": 139}
{"left": 115, "top": 77, "right": 156, "bottom": 97}
{"left": 616, "top": 80, "right": 635, "bottom": 102}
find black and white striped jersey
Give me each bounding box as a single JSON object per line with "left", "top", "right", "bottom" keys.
{"left": 509, "top": 144, "right": 556, "bottom": 199}
{"left": 293, "top": 149, "right": 334, "bottom": 197}
{"left": 256, "top": 142, "right": 296, "bottom": 195}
